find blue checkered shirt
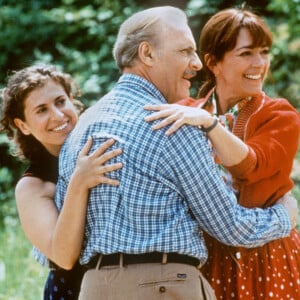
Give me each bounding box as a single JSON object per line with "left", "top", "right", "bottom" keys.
{"left": 52, "top": 74, "right": 290, "bottom": 267}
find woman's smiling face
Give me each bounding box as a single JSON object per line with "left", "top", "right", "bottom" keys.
{"left": 213, "top": 28, "right": 271, "bottom": 103}
{"left": 14, "top": 80, "right": 78, "bottom": 156}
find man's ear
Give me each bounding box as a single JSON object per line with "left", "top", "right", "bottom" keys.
{"left": 13, "top": 118, "right": 31, "bottom": 135}
{"left": 138, "top": 41, "right": 155, "bottom": 66}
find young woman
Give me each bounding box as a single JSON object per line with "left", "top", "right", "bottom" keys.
{"left": 0, "top": 65, "right": 123, "bottom": 299}
{"left": 144, "top": 8, "right": 300, "bottom": 300}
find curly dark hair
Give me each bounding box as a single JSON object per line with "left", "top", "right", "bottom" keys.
{"left": 0, "top": 64, "right": 83, "bottom": 162}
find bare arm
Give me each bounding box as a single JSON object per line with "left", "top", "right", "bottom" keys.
{"left": 15, "top": 138, "right": 122, "bottom": 269}
{"left": 144, "top": 104, "right": 298, "bottom": 228}
{"left": 144, "top": 104, "right": 248, "bottom": 166}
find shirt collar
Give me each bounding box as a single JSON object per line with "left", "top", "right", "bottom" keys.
{"left": 117, "top": 73, "right": 167, "bottom": 104}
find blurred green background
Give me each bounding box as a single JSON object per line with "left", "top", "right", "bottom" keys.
{"left": 0, "top": 0, "right": 299, "bottom": 299}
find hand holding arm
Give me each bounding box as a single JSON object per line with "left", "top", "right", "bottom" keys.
{"left": 144, "top": 104, "right": 248, "bottom": 166}
{"left": 144, "top": 104, "right": 212, "bottom": 135}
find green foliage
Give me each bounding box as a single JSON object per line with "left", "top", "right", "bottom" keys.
{"left": 0, "top": 135, "right": 25, "bottom": 228}
{"left": 0, "top": 0, "right": 140, "bottom": 104}
{"left": 265, "top": 0, "right": 300, "bottom": 109}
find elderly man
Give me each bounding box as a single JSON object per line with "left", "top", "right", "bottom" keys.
{"left": 55, "top": 6, "right": 297, "bottom": 300}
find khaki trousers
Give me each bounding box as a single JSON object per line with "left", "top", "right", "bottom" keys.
{"left": 79, "top": 262, "right": 216, "bottom": 300}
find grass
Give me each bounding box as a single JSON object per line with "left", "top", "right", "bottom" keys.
{"left": 0, "top": 218, "right": 47, "bottom": 300}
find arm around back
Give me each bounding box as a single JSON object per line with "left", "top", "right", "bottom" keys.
{"left": 162, "top": 124, "right": 292, "bottom": 246}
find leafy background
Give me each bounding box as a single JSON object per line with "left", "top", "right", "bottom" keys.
{"left": 0, "top": 0, "right": 299, "bottom": 298}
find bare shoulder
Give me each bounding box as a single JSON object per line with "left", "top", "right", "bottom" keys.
{"left": 15, "top": 176, "right": 56, "bottom": 204}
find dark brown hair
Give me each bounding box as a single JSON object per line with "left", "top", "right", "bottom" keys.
{"left": 0, "top": 64, "right": 82, "bottom": 161}
{"left": 198, "top": 8, "right": 273, "bottom": 98}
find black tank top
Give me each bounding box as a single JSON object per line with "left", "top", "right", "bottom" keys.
{"left": 22, "top": 147, "right": 58, "bottom": 183}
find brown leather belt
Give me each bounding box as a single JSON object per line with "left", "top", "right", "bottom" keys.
{"left": 87, "top": 252, "right": 200, "bottom": 268}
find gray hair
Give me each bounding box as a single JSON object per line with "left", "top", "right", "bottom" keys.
{"left": 113, "top": 6, "right": 187, "bottom": 70}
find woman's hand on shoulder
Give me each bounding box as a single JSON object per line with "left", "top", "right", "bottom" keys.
{"left": 144, "top": 104, "right": 212, "bottom": 135}
{"left": 73, "top": 137, "right": 122, "bottom": 189}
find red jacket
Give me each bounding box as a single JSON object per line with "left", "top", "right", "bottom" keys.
{"left": 179, "top": 93, "right": 300, "bottom": 208}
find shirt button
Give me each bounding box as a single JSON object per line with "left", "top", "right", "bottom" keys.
{"left": 159, "top": 286, "right": 166, "bottom": 293}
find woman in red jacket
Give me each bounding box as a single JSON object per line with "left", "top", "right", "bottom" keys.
{"left": 145, "top": 8, "right": 300, "bottom": 300}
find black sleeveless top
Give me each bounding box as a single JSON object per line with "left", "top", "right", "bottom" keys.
{"left": 23, "top": 146, "right": 58, "bottom": 183}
